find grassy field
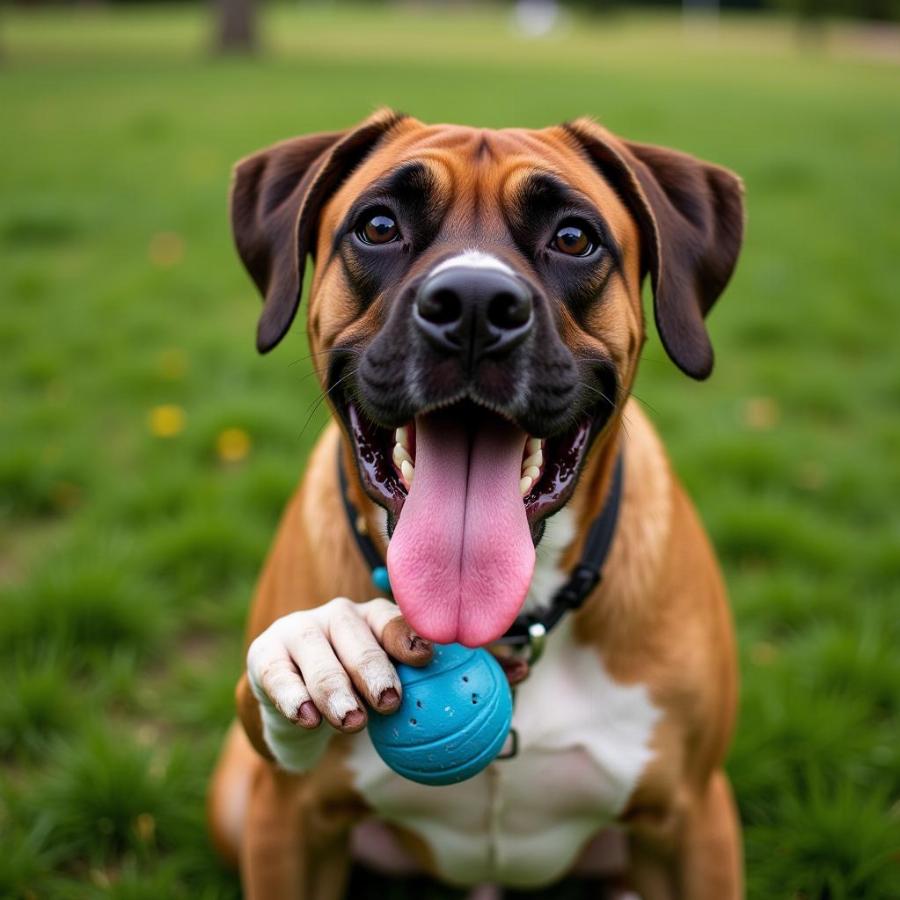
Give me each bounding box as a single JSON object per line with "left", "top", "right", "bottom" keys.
{"left": 1, "top": 4, "right": 899, "bottom": 898}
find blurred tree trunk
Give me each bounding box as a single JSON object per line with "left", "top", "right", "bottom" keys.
{"left": 793, "top": 0, "right": 827, "bottom": 50}
{"left": 213, "top": 0, "right": 258, "bottom": 54}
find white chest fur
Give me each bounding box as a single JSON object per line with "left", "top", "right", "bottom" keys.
{"left": 347, "top": 513, "right": 661, "bottom": 889}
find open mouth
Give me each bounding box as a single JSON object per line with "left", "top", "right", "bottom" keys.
{"left": 346, "top": 401, "right": 592, "bottom": 525}
{"left": 344, "top": 398, "right": 594, "bottom": 647}
{"left": 394, "top": 425, "right": 546, "bottom": 498}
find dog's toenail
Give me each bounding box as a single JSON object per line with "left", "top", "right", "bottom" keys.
{"left": 378, "top": 688, "right": 400, "bottom": 709}
{"left": 297, "top": 701, "right": 320, "bottom": 727}
{"left": 342, "top": 708, "right": 366, "bottom": 730}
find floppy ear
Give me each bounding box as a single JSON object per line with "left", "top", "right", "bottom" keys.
{"left": 230, "top": 108, "right": 407, "bottom": 353}
{"left": 564, "top": 119, "right": 745, "bottom": 379}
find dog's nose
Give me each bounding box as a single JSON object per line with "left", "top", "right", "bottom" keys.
{"left": 414, "top": 267, "right": 533, "bottom": 363}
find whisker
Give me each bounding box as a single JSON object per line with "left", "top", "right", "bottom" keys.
{"left": 297, "top": 370, "right": 356, "bottom": 441}
{"left": 628, "top": 392, "right": 660, "bottom": 417}
{"left": 292, "top": 367, "right": 327, "bottom": 387}
{"left": 579, "top": 382, "right": 617, "bottom": 409}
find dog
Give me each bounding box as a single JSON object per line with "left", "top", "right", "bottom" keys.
{"left": 208, "top": 109, "right": 745, "bottom": 899}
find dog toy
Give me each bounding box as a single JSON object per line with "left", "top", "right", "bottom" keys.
{"left": 367, "top": 643, "right": 513, "bottom": 786}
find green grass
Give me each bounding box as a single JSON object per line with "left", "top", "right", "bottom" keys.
{"left": 1, "top": 4, "right": 898, "bottom": 897}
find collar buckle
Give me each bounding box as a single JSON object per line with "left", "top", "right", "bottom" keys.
{"left": 493, "top": 619, "right": 548, "bottom": 665}
{"left": 526, "top": 621, "right": 547, "bottom": 664}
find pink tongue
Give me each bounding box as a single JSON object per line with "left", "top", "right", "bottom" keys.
{"left": 387, "top": 410, "right": 535, "bottom": 647}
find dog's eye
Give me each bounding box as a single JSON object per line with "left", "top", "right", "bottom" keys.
{"left": 358, "top": 213, "right": 400, "bottom": 245}
{"left": 551, "top": 222, "right": 594, "bottom": 257}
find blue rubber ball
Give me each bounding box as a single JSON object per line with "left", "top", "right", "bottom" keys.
{"left": 367, "top": 643, "right": 513, "bottom": 786}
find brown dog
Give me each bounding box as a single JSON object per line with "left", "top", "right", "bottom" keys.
{"left": 208, "top": 109, "right": 745, "bottom": 899}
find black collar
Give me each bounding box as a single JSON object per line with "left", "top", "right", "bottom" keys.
{"left": 338, "top": 447, "right": 624, "bottom": 662}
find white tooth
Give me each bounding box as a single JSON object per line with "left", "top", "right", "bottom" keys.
{"left": 392, "top": 443, "right": 413, "bottom": 468}
{"left": 523, "top": 466, "right": 540, "bottom": 480}
{"left": 519, "top": 475, "right": 533, "bottom": 496}
{"left": 522, "top": 450, "right": 543, "bottom": 470}
{"left": 401, "top": 459, "right": 415, "bottom": 487}
{"left": 395, "top": 426, "right": 409, "bottom": 450}
{"left": 526, "top": 437, "right": 542, "bottom": 454}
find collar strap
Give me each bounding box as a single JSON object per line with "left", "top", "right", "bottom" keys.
{"left": 338, "top": 451, "right": 389, "bottom": 580}
{"left": 338, "top": 446, "right": 624, "bottom": 660}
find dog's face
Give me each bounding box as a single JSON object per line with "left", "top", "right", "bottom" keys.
{"left": 232, "top": 111, "right": 744, "bottom": 646}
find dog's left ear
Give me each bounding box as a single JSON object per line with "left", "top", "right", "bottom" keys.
{"left": 564, "top": 119, "right": 745, "bottom": 379}
{"left": 231, "top": 108, "right": 407, "bottom": 353}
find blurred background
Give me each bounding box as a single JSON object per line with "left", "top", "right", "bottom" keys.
{"left": 1, "top": 1, "right": 898, "bottom": 898}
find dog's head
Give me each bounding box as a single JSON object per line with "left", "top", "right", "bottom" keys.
{"left": 231, "top": 110, "right": 744, "bottom": 646}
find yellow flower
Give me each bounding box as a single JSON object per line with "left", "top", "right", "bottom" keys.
{"left": 149, "top": 404, "right": 186, "bottom": 438}
{"left": 216, "top": 427, "right": 251, "bottom": 463}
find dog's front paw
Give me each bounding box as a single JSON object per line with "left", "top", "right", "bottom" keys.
{"left": 246, "top": 597, "right": 432, "bottom": 772}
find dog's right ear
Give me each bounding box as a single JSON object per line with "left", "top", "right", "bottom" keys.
{"left": 230, "top": 109, "right": 407, "bottom": 353}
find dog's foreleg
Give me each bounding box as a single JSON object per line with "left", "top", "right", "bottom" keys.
{"left": 241, "top": 761, "right": 352, "bottom": 900}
